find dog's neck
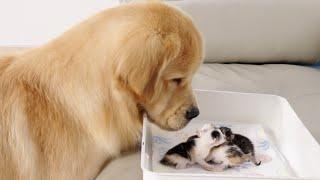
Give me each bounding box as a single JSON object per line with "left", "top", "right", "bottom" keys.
{"left": 106, "top": 81, "right": 143, "bottom": 152}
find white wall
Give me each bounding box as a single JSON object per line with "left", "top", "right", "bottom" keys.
{"left": 0, "top": 0, "right": 119, "bottom": 46}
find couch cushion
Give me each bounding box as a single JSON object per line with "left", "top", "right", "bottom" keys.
{"left": 169, "top": 0, "right": 320, "bottom": 64}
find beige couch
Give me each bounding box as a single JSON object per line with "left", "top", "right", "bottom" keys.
{"left": 1, "top": 1, "right": 320, "bottom": 179}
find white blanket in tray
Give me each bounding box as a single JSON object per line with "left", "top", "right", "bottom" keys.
{"left": 151, "top": 120, "right": 294, "bottom": 177}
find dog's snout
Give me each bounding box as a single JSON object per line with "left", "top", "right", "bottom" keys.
{"left": 211, "top": 130, "right": 220, "bottom": 139}
{"left": 185, "top": 106, "right": 199, "bottom": 120}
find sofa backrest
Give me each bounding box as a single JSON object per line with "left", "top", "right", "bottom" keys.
{"left": 168, "top": 0, "right": 320, "bottom": 64}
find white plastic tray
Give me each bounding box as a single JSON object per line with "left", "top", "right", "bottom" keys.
{"left": 141, "top": 90, "right": 320, "bottom": 180}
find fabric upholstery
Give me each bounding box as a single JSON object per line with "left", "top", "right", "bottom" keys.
{"left": 169, "top": 0, "right": 320, "bottom": 64}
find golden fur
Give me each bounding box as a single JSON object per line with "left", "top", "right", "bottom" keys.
{"left": 0, "top": 1, "right": 203, "bottom": 179}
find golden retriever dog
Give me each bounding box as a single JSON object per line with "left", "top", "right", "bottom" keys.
{"left": 0, "top": 1, "right": 203, "bottom": 179}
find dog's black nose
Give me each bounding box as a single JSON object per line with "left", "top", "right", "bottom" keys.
{"left": 185, "top": 106, "right": 199, "bottom": 120}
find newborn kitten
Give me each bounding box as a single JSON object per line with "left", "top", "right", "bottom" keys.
{"left": 160, "top": 123, "right": 226, "bottom": 171}
{"left": 206, "top": 126, "right": 261, "bottom": 169}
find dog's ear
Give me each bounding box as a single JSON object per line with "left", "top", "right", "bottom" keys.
{"left": 112, "top": 31, "right": 181, "bottom": 98}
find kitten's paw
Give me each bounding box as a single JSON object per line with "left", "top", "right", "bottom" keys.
{"left": 211, "top": 165, "right": 225, "bottom": 172}
{"left": 214, "top": 160, "right": 223, "bottom": 164}
{"left": 202, "top": 165, "right": 223, "bottom": 172}
{"left": 175, "top": 164, "right": 187, "bottom": 169}
{"left": 203, "top": 166, "right": 216, "bottom": 171}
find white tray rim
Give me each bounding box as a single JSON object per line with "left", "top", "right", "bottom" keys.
{"left": 140, "top": 89, "right": 320, "bottom": 180}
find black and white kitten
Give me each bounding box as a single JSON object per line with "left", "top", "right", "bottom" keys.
{"left": 160, "top": 124, "right": 226, "bottom": 171}
{"left": 206, "top": 126, "right": 261, "bottom": 169}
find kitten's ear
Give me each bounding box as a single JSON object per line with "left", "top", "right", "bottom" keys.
{"left": 231, "top": 134, "right": 235, "bottom": 140}
{"left": 196, "top": 129, "right": 202, "bottom": 137}
{"left": 201, "top": 123, "right": 211, "bottom": 131}
{"left": 210, "top": 123, "right": 215, "bottom": 128}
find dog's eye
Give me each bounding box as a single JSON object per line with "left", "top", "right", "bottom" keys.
{"left": 172, "top": 78, "right": 182, "bottom": 85}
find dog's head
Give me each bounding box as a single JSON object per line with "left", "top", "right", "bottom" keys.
{"left": 111, "top": 2, "right": 203, "bottom": 130}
